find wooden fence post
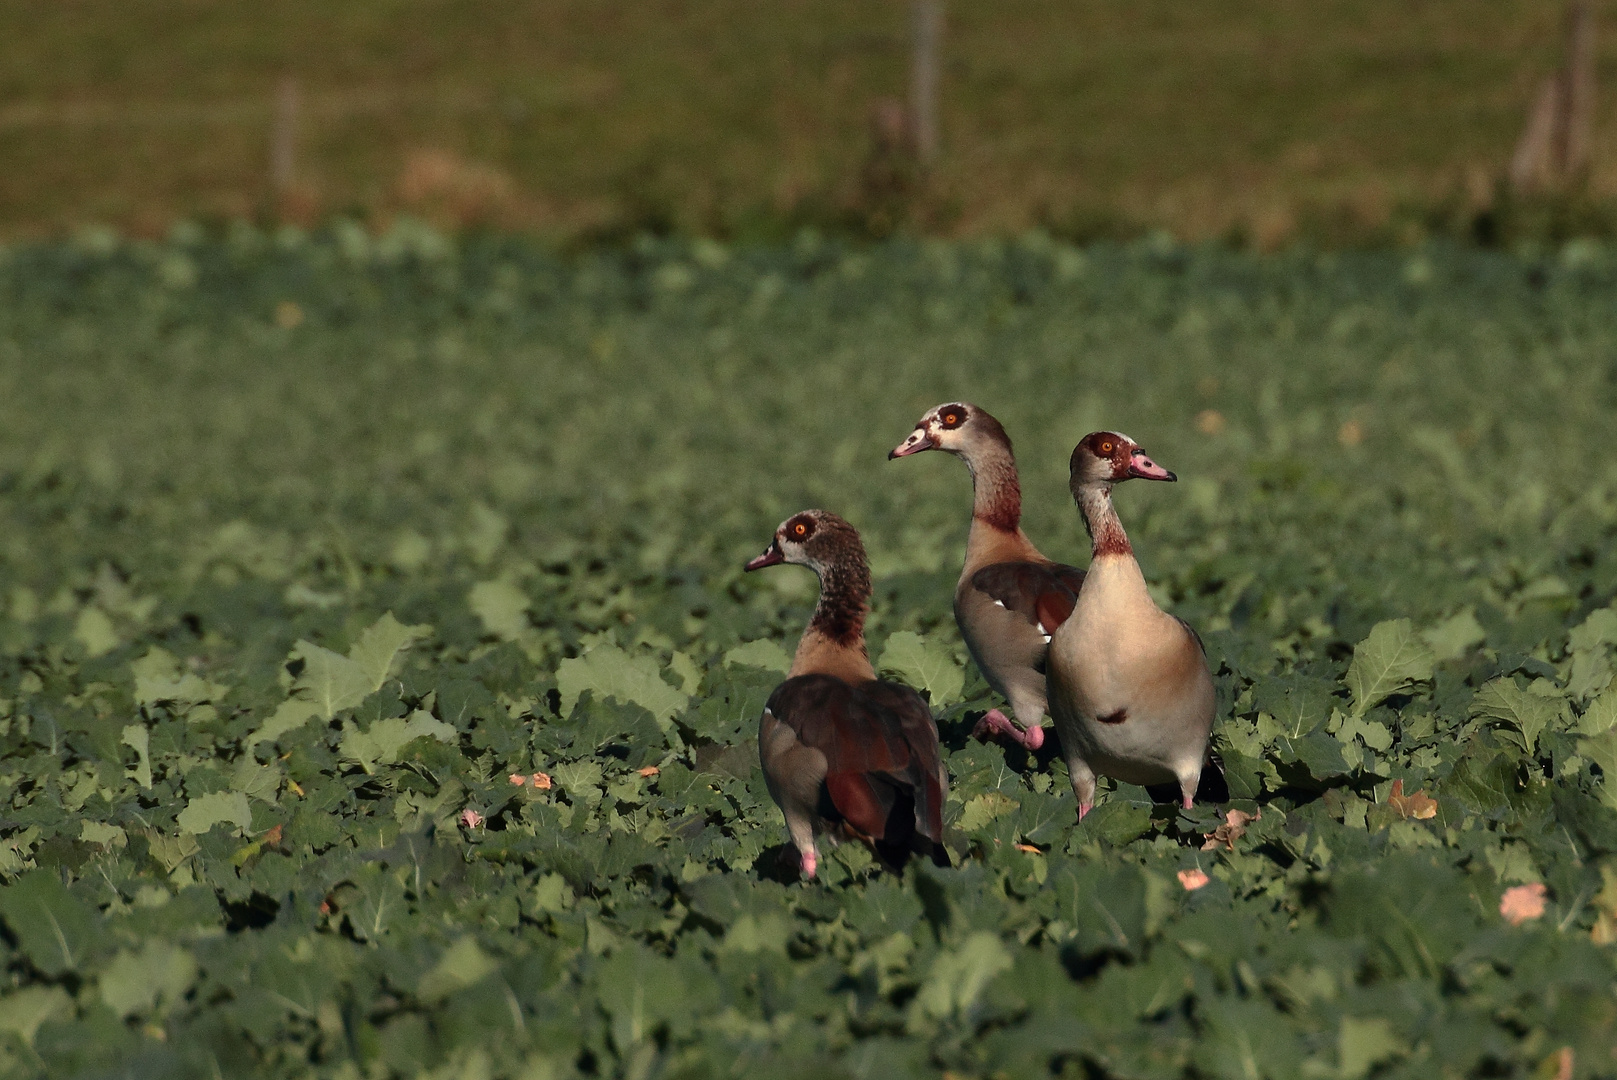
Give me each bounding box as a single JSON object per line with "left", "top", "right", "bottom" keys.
{"left": 271, "top": 77, "right": 299, "bottom": 196}
{"left": 1509, "top": 1, "right": 1596, "bottom": 193}
{"left": 910, "top": 0, "right": 942, "bottom": 168}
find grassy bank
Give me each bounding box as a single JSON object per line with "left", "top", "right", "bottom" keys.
{"left": 4, "top": 1, "right": 1615, "bottom": 245}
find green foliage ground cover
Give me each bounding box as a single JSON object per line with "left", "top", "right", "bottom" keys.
{"left": 1, "top": 226, "right": 1617, "bottom": 1077}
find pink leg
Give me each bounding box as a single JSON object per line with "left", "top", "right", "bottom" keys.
{"left": 972, "top": 708, "right": 1045, "bottom": 750}
{"left": 800, "top": 848, "right": 818, "bottom": 880}
{"left": 1182, "top": 795, "right": 1194, "bottom": 811}
{"left": 1078, "top": 802, "right": 1092, "bottom": 820}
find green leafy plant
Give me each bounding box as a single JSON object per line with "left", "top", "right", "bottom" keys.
{"left": 0, "top": 232, "right": 1613, "bottom": 1078}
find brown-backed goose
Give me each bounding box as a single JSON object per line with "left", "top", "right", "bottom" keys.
{"left": 890, "top": 402, "right": 1084, "bottom": 750}
{"left": 744, "top": 510, "right": 949, "bottom": 878}
{"left": 1046, "top": 432, "right": 1214, "bottom": 818}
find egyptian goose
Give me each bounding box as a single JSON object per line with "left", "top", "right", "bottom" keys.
{"left": 1045, "top": 432, "right": 1214, "bottom": 818}
{"left": 890, "top": 402, "right": 1084, "bottom": 750}
{"left": 743, "top": 510, "right": 949, "bottom": 878}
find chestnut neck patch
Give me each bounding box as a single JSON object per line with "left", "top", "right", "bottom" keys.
{"left": 1077, "top": 485, "right": 1132, "bottom": 558}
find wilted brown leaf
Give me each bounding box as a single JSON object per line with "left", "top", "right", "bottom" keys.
{"left": 1202, "top": 808, "right": 1258, "bottom": 851}
{"left": 1177, "top": 868, "right": 1210, "bottom": 891}
{"left": 1386, "top": 778, "right": 1438, "bottom": 820}
{"left": 1500, "top": 882, "right": 1547, "bottom": 925}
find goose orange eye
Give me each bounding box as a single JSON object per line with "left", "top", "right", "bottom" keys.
{"left": 943, "top": 413, "right": 958, "bottom": 425}
{"left": 793, "top": 523, "right": 807, "bottom": 536}
{"left": 1100, "top": 441, "right": 1113, "bottom": 454}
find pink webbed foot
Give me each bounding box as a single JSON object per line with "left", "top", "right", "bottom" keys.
{"left": 972, "top": 709, "right": 1044, "bottom": 750}
{"left": 800, "top": 849, "right": 818, "bottom": 880}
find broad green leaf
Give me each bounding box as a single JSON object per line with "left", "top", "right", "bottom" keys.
{"left": 1421, "top": 609, "right": 1485, "bottom": 663}
{"left": 176, "top": 790, "right": 253, "bottom": 835}
{"left": 469, "top": 578, "right": 530, "bottom": 641}
{"left": 1580, "top": 686, "right": 1617, "bottom": 735}
{"left": 1568, "top": 606, "right": 1617, "bottom": 655}
{"left": 719, "top": 912, "right": 791, "bottom": 954}
{"left": 418, "top": 937, "right": 499, "bottom": 1001}
{"left": 1579, "top": 730, "right": 1617, "bottom": 778}
{"left": 73, "top": 606, "right": 119, "bottom": 657}
{"left": 130, "top": 646, "right": 228, "bottom": 707}
{"left": 877, "top": 630, "right": 963, "bottom": 706}
{"left": 1346, "top": 619, "right": 1434, "bottom": 717}
{"left": 553, "top": 760, "right": 605, "bottom": 806}
{"left": 100, "top": 940, "right": 197, "bottom": 1018}
{"left": 959, "top": 791, "right": 1018, "bottom": 832}
{"left": 1470, "top": 678, "right": 1565, "bottom": 755}
{"left": 906, "top": 931, "right": 1012, "bottom": 1026}
{"left": 1567, "top": 648, "right": 1613, "bottom": 702}
{"left": 1338, "top": 1015, "right": 1403, "bottom": 1080}
{"left": 723, "top": 639, "right": 791, "bottom": 674}
{"left": 80, "top": 821, "right": 127, "bottom": 849}
{"left": 1252, "top": 673, "right": 1335, "bottom": 739}
{"left": 339, "top": 710, "right": 457, "bottom": 773}
{"left": 556, "top": 644, "right": 689, "bottom": 726}
{"left": 668, "top": 650, "right": 703, "bottom": 695}
{"left": 231, "top": 758, "right": 283, "bottom": 803}
{"left": 0, "top": 986, "right": 71, "bottom": 1045}
{"left": 247, "top": 698, "right": 322, "bottom": 747}
{"left": 595, "top": 945, "right": 686, "bottom": 1049}
{"left": 146, "top": 831, "right": 199, "bottom": 873}
{"left": 0, "top": 872, "right": 99, "bottom": 976}
{"left": 346, "top": 611, "right": 431, "bottom": 690}
{"left": 291, "top": 640, "right": 372, "bottom": 719}
{"left": 122, "top": 723, "right": 152, "bottom": 789}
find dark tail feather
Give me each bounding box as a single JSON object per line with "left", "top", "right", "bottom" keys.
{"left": 1196, "top": 748, "right": 1229, "bottom": 803}
{"left": 1145, "top": 749, "right": 1230, "bottom": 806}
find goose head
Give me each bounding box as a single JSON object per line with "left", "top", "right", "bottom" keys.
{"left": 890, "top": 401, "right": 1009, "bottom": 459}
{"left": 745, "top": 509, "right": 866, "bottom": 575}
{"left": 1069, "top": 431, "right": 1177, "bottom": 490}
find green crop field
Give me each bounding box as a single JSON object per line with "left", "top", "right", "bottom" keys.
{"left": 1, "top": 226, "right": 1617, "bottom": 1078}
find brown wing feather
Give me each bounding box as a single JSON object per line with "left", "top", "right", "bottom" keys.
{"left": 763, "top": 674, "right": 945, "bottom": 849}
{"left": 971, "top": 561, "right": 1087, "bottom": 635}
{"left": 856, "top": 679, "right": 947, "bottom": 844}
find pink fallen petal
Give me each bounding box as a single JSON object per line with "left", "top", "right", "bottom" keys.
{"left": 532, "top": 772, "right": 553, "bottom": 790}
{"left": 1178, "top": 868, "right": 1210, "bottom": 891}
{"left": 460, "top": 808, "right": 485, "bottom": 829}
{"left": 1500, "top": 882, "right": 1547, "bottom": 925}
{"left": 509, "top": 773, "right": 527, "bottom": 786}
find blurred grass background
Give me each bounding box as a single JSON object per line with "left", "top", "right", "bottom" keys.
{"left": 4, "top": 0, "right": 1617, "bottom": 247}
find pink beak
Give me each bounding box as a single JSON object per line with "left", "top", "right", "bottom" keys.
{"left": 1126, "top": 449, "right": 1176, "bottom": 482}
{"left": 889, "top": 428, "right": 935, "bottom": 459}
{"left": 745, "top": 542, "right": 785, "bottom": 571}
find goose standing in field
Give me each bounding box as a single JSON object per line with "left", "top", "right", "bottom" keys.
{"left": 891, "top": 402, "right": 1084, "bottom": 751}
{"left": 744, "top": 510, "right": 949, "bottom": 878}
{"left": 1046, "top": 432, "right": 1214, "bottom": 819}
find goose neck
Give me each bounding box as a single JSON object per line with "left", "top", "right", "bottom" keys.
{"left": 963, "top": 440, "right": 1021, "bottom": 533}
{"left": 1077, "top": 482, "right": 1132, "bottom": 559}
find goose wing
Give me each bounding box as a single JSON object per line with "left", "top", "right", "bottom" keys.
{"left": 970, "top": 561, "right": 1087, "bottom": 638}
{"left": 763, "top": 674, "right": 946, "bottom": 858}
